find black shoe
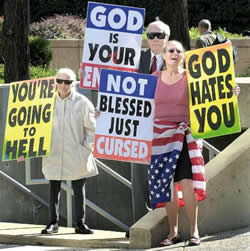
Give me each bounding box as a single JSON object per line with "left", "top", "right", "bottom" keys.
{"left": 41, "top": 222, "right": 59, "bottom": 234}
{"left": 75, "top": 224, "right": 93, "bottom": 234}
{"left": 125, "top": 231, "right": 130, "bottom": 238}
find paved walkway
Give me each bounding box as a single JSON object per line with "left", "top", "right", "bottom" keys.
{"left": 1, "top": 222, "right": 250, "bottom": 250}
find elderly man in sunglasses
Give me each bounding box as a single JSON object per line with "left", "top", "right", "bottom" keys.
{"left": 41, "top": 68, "right": 98, "bottom": 235}
{"left": 138, "top": 20, "right": 170, "bottom": 74}
{"left": 130, "top": 20, "right": 171, "bottom": 228}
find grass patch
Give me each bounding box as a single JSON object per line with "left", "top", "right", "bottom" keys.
{"left": 0, "top": 64, "right": 57, "bottom": 84}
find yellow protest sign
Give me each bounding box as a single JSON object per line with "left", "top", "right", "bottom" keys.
{"left": 2, "top": 77, "right": 57, "bottom": 161}
{"left": 185, "top": 42, "right": 241, "bottom": 139}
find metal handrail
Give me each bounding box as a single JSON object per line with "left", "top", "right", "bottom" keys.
{"left": 25, "top": 158, "right": 129, "bottom": 230}
{"left": 95, "top": 159, "right": 132, "bottom": 189}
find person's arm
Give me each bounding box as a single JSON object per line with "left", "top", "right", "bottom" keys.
{"left": 82, "top": 98, "right": 96, "bottom": 151}
{"left": 195, "top": 38, "right": 205, "bottom": 49}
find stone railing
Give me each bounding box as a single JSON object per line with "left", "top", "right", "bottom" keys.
{"left": 49, "top": 38, "right": 250, "bottom": 75}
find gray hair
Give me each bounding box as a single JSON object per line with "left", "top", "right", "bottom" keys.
{"left": 146, "top": 20, "right": 170, "bottom": 36}
{"left": 198, "top": 19, "right": 212, "bottom": 31}
{"left": 56, "top": 68, "right": 77, "bottom": 91}
{"left": 56, "top": 68, "right": 76, "bottom": 81}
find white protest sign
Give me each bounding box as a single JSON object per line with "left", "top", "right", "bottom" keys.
{"left": 94, "top": 69, "right": 157, "bottom": 164}
{"left": 80, "top": 2, "right": 145, "bottom": 90}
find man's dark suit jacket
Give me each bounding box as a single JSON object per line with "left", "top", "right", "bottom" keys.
{"left": 138, "top": 48, "right": 164, "bottom": 74}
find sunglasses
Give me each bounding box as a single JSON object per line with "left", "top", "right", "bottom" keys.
{"left": 147, "top": 32, "right": 166, "bottom": 40}
{"left": 168, "top": 49, "right": 182, "bottom": 54}
{"left": 56, "top": 79, "right": 73, "bottom": 85}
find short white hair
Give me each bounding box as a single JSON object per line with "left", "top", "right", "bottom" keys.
{"left": 56, "top": 68, "right": 76, "bottom": 81}
{"left": 146, "top": 21, "right": 170, "bottom": 36}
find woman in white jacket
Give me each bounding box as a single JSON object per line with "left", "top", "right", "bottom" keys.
{"left": 41, "top": 68, "right": 98, "bottom": 235}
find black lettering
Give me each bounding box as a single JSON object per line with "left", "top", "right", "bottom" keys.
{"left": 31, "top": 105, "right": 41, "bottom": 124}
{"left": 18, "top": 107, "right": 27, "bottom": 126}
{"left": 28, "top": 82, "right": 36, "bottom": 100}
{"left": 11, "top": 84, "right": 19, "bottom": 102}
{"left": 129, "top": 99, "right": 136, "bottom": 115}
{"left": 28, "top": 138, "right": 37, "bottom": 157}
{"left": 18, "top": 139, "right": 27, "bottom": 158}
{"left": 88, "top": 43, "right": 99, "bottom": 61}
{"left": 38, "top": 137, "right": 47, "bottom": 155}
{"left": 99, "top": 95, "right": 108, "bottom": 112}
{"left": 225, "top": 74, "right": 233, "bottom": 98}
{"left": 115, "top": 97, "right": 122, "bottom": 113}
{"left": 136, "top": 100, "right": 143, "bottom": 116}
{"left": 202, "top": 51, "right": 216, "bottom": 75}
{"left": 39, "top": 80, "right": 48, "bottom": 98}
{"left": 113, "top": 46, "right": 124, "bottom": 64}
{"left": 99, "top": 45, "right": 112, "bottom": 63}
{"left": 108, "top": 117, "right": 114, "bottom": 133}
{"left": 124, "top": 119, "right": 131, "bottom": 136}
{"left": 109, "top": 33, "right": 119, "bottom": 43}
{"left": 113, "top": 33, "right": 119, "bottom": 43}
{"left": 6, "top": 140, "right": 18, "bottom": 159}
{"left": 132, "top": 120, "right": 140, "bottom": 137}
{"left": 194, "top": 108, "right": 206, "bottom": 133}
{"left": 26, "top": 106, "right": 32, "bottom": 125}
{"left": 144, "top": 101, "right": 152, "bottom": 117}
{"left": 208, "top": 77, "right": 217, "bottom": 100}
{"left": 218, "top": 48, "right": 230, "bottom": 73}
{"left": 115, "top": 118, "right": 124, "bottom": 135}
{"left": 8, "top": 108, "right": 17, "bottom": 127}
{"left": 19, "top": 83, "right": 28, "bottom": 102}
{"left": 188, "top": 54, "right": 200, "bottom": 79}
{"left": 122, "top": 98, "right": 129, "bottom": 115}
{"left": 207, "top": 105, "right": 221, "bottom": 130}
{"left": 201, "top": 79, "right": 212, "bottom": 103}
{"left": 217, "top": 75, "right": 226, "bottom": 99}
{"left": 222, "top": 102, "right": 235, "bottom": 128}
{"left": 108, "top": 96, "right": 114, "bottom": 112}
{"left": 42, "top": 104, "right": 51, "bottom": 123}
{"left": 190, "top": 81, "right": 201, "bottom": 105}
{"left": 48, "top": 79, "right": 55, "bottom": 98}
{"left": 124, "top": 48, "right": 135, "bottom": 66}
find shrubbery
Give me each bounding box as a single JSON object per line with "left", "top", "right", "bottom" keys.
{"left": 0, "top": 64, "right": 57, "bottom": 83}
{"left": 29, "top": 36, "right": 52, "bottom": 67}
{"left": 30, "top": 14, "right": 86, "bottom": 39}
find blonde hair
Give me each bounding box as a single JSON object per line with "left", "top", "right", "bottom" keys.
{"left": 163, "top": 40, "right": 185, "bottom": 70}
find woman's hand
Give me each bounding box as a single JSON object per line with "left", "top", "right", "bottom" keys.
{"left": 95, "top": 107, "right": 100, "bottom": 119}
{"left": 78, "top": 66, "right": 86, "bottom": 80}
{"left": 232, "top": 84, "right": 240, "bottom": 96}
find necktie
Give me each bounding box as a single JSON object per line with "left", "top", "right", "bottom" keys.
{"left": 150, "top": 55, "right": 157, "bottom": 73}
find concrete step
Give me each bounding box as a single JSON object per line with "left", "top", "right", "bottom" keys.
{"left": 0, "top": 222, "right": 129, "bottom": 249}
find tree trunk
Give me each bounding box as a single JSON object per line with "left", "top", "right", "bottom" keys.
{"left": 160, "top": 0, "right": 190, "bottom": 50}
{"left": 3, "top": 0, "right": 30, "bottom": 83}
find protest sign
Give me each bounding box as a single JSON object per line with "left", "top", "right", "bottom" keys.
{"left": 94, "top": 69, "right": 157, "bottom": 164}
{"left": 80, "top": 2, "right": 145, "bottom": 90}
{"left": 185, "top": 42, "right": 240, "bottom": 139}
{"left": 2, "top": 77, "right": 57, "bottom": 161}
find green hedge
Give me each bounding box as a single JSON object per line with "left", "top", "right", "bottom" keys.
{"left": 27, "top": 0, "right": 250, "bottom": 34}
{"left": 0, "top": 64, "right": 57, "bottom": 84}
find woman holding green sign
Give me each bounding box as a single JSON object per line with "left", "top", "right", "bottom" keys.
{"left": 41, "top": 68, "right": 98, "bottom": 235}
{"left": 149, "top": 40, "right": 240, "bottom": 247}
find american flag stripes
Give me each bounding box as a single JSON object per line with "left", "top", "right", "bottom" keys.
{"left": 148, "top": 121, "right": 206, "bottom": 209}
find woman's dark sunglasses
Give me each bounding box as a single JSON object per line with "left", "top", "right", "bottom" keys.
{"left": 146, "top": 32, "right": 166, "bottom": 40}
{"left": 56, "top": 79, "right": 73, "bottom": 85}
{"left": 168, "top": 49, "right": 182, "bottom": 54}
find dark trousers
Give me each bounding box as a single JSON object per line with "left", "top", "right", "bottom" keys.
{"left": 49, "top": 178, "right": 86, "bottom": 226}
